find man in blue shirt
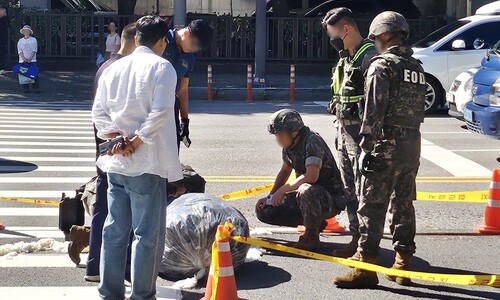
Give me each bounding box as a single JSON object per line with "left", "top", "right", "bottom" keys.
{"left": 163, "top": 19, "right": 213, "bottom": 149}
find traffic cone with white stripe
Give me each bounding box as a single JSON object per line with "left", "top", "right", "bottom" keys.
{"left": 201, "top": 222, "right": 239, "bottom": 300}
{"left": 475, "top": 169, "right": 500, "bottom": 234}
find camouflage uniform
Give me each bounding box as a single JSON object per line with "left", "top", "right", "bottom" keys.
{"left": 329, "top": 40, "right": 377, "bottom": 233}
{"left": 357, "top": 45, "right": 426, "bottom": 257}
{"left": 258, "top": 115, "right": 345, "bottom": 232}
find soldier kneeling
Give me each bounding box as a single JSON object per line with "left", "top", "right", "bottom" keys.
{"left": 256, "top": 109, "right": 346, "bottom": 251}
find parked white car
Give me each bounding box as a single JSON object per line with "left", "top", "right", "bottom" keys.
{"left": 412, "top": 1, "right": 500, "bottom": 113}
{"left": 446, "top": 67, "right": 478, "bottom": 120}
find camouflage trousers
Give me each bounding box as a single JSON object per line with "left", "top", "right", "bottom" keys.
{"left": 333, "top": 121, "right": 361, "bottom": 234}
{"left": 358, "top": 127, "right": 420, "bottom": 257}
{"left": 256, "top": 183, "right": 340, "bottom": 231}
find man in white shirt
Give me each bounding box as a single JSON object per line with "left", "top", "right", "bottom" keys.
{"left": 92, "top": 15, "right": 182, "bottom": 300}
{"left": 17, "top": 25, "right": 39, "bottom": 93}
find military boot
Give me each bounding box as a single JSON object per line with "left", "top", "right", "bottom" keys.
{"left": 68, "top": 225, "right": 90, "bottom": 265}
{"left": 332, "top": 234, "right": 360, "bottom": 258}
{"left": 333, "top": 252, "right": 379, "bottom": 288}
{"left": 386, "top": 252, "right": 412, "bottom": 286}
{"left": 294, "top": 227, "right": 321, "bottom": 251}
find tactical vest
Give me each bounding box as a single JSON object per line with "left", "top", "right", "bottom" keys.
{"left": 329, "top": 41, "right": 375, "bottom": 120}
{"left": 373, "top": 52, "right": 426, "bottom": 129}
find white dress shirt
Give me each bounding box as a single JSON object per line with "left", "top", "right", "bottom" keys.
{"left": 92, "top": 46, "right": 182, "bottom": 181}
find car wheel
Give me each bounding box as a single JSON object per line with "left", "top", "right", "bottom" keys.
{"left": 424, "top": 76, "right": 443, "bottom": 114}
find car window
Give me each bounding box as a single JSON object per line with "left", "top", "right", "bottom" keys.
{"left": 413, "top": 20, "right": 470, "bottom": 48}
{"left": 437, "top": 21, "right": 500, "bottom": 51}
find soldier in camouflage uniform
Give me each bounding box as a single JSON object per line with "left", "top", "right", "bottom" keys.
{"left": 322, "top": 7, "right": 378, "bottom": 257}
{"left": 255, "top": 109, "right": 346, "bottom": 251}
{"left": 334, "top": 12, "right": 426, "bottom": 288}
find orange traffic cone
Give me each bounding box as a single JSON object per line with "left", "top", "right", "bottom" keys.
{"left": 475, "top": 169, "right": 500, "bottom": 234}
{"left": 201, "top": 222, "right": 239, "bottom": 300}
{"left": 297, "top": 217, "right": 346, "bottom": 233}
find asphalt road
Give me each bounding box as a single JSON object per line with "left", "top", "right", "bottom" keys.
{"left": 0, "top": 99, "right": 499, "bottom": 300}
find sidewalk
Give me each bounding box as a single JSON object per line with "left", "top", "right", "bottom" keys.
{"left": 0, "top": 62, "right": 333, "bottom": 102}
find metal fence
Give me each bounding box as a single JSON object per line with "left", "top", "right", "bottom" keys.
{"left": 7, "top": 13, "right": 447, "bottom": 62}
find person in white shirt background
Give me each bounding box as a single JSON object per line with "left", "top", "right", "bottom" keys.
{"left": 104, "top": 21, "right": 120, "bottom": 61}
{"left": 92, "top": 15, "right": 182, "bottom": 300}
{"left": 17, "top": 24, "right": 39, "bottom": 93}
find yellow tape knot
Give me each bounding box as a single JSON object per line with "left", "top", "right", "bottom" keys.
{"left": 216, "top": 222, "right": 234, "bottom": 242}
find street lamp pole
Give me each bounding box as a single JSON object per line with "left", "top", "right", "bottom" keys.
{"left": 174, "top": 0, "right": 187, "bottom": 28}
{"left": 254, "top": 0, "right": 267, "bottom": 87}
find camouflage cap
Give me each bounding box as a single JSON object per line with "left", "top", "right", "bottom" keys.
{"left": 368, "top": 11, "right": 409, "bottom": 40}
{"left": 268, "top": 109, "right": 304, "bottom": 134}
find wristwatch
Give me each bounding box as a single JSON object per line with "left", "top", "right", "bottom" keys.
{"left": 266, "top": 194, "right": 274, "bottom": 205}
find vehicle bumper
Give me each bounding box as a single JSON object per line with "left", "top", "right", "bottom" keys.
{"left": 447, "top": 102, "right": 464, "bottom": 120}
{"left": 464, "top": 101, "right": 500, "bottom": 139}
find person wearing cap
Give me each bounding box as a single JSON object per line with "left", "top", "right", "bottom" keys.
{"left": 255, "top": 109, "right": 346, "bottom": 251}
{"left": 334, "top": 11, "right": 426, "bottom": 288}
{"left": 17, "top": 24, "right": 40, "bottom": 93}
{"left": 321, "top": 7, "right": 377, "bottom": 258}
{"left": 162, "top": 19, "right": 213, "bottom": 151}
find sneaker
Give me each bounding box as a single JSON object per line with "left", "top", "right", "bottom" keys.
{"left": 84, "top": 275, "right": 100, "bottom": 282}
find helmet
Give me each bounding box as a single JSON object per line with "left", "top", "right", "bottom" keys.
{"left": 368, "top": 11, "right": 409, "bottom": 40}
{"left": 268, "top": 109, "right": 304, "bottom": 134}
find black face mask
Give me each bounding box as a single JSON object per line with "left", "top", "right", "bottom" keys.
{"left": 329, "top": 33, "right": 348, "bottom": 58}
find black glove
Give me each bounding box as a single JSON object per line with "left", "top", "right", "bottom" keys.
{"left": 180, "top": 118, "right": 191, "bottom": 148}
{"left": 358, "top": 149, "right": 374, "bottom": 176}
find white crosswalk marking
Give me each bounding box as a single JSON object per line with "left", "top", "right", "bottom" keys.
{"left": 0, "top": 100, "right": 195, "bottom": 300}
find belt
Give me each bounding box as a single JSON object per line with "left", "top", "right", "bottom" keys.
{"left": 338, "top": 119, "right": 360, "bottom": 126}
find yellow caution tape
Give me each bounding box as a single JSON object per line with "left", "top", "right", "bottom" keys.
{"left": 416, "top": 191, "right": 488, "bottom": 203}
{"left": 218, "top": 184, "right": 274, "bottom": 201}
{"left": 0, "top": 196, "right": 58, "bottom": 206}
{"left": 232, "top": 236, "right": 500, "bottom": 287}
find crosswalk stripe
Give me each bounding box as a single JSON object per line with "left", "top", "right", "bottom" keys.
{"left": 0, "top": 124, "right": 90, "bottom": 129}
{"left": 0, "top": 227, "right": 64, "bottom": 239}
{"left": 0, "top": 120, "right": 91, "bottom": 125}
{"left": 0, "top": 116, "right": 91, "bottom": 120}
{"left": 0, "top": 135, "right": 95, "bottom": 140}
{"left": 0, "top": 286, "right": 185, "bottom": 300}
{"left": 0, "top": 191, "right": 72, "bottom": 198}
{"left": 0, "top": 148, "right": 95, "bottom": 153}
{"left": 0, "top": 177, "right": 92, "bottom": 183}
{"left": 0, "top": 111, "right": 90, "bottom": 116}
{"left": 1, "top": 157, "right": 95, "bottom": 162}
{"left": 0, "top": 141, "right": 95, "bottom": 146}
{"left": 0, "top": 129, "right": 93, "bottom": 134}
{"left": 0, "top": 208, "right": 59, "bottom": 216}
{"left": 0, "top": 253, "right": 79, "bottom": 267}
{"left": 0, "top": 166, "right": 96, "bottom": 172}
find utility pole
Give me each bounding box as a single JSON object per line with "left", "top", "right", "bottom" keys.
{"left": 174, "top": 0, "right": 187, "bottom": 28}
{"left": 253, "top": 0, "right": 267, "bottom": 87}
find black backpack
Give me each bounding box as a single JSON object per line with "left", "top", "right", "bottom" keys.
{"left": 167, "top": 164, "right": 206, "bottom": 194}
{"left": 58, "top": 184, "right": 86, "bottom": 237}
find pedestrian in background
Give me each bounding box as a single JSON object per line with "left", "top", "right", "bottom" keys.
{"left": 104, "top": 21, "right": 120, "bottom": 61}
{"left": 92, "top": 15, "right": 182, "bottom": 300}
{"left": 17, "top": 25, "right": 39, "bottom": 93}
{"left": 0, "top": 6, "right": 9, "bottom": 75}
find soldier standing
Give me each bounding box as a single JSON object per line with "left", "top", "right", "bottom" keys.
{"left": 334, "top": 12, "right": 426, "bottom": 288}
{"left": 322, "top": 7, "right": 378, "bottom": 257}
{"left": 255, "top": 109, "right": 346, "bottom": 251}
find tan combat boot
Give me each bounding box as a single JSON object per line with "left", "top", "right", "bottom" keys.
{"left": 386, "top": 252, "right": 412, "bottom": 286}
{"left": 294, "top": 227, "right": 321, "bottom": 251}
{"left": 333, "top": 252, "right": 379, "bottom": 288}
{"left": 68, "top": 225, "right": 90, "bottom": 265}
{"left": 332, "top": 234, "right": 360, "bottom": 258}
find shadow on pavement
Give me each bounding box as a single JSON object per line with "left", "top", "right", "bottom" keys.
{"left": 235, "top": 260, "right": 292, "bottom": 290}
{"left": 379, "top": 283, "right": 499, "bottom": 300}
{"left": 0, "top": 158, "right": 38, "bottom": 174}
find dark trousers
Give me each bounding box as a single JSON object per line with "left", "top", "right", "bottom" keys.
{"left": 88, "top": 126, "right": 131, "bottom": 277}
{"left": 256, "top": 192, "right": 304, "bottom": 227}
{"left": 0, "top": 44, "right": 6, "bottom": 70}
{"left": 175, "top": 96, "right": 181, "bottom": 151}
{"left": 21, "top": 62, "right": 40, "bottom": 91}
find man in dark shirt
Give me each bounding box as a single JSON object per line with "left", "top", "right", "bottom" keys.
{"left": 162, "top": 19, "right": 213, "bottom": 149}
{"left": 67, "top": 22, "right": 137, "bottom": 282}
{"left": 256, "top": 109, "right": 347, "bottom": 251}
